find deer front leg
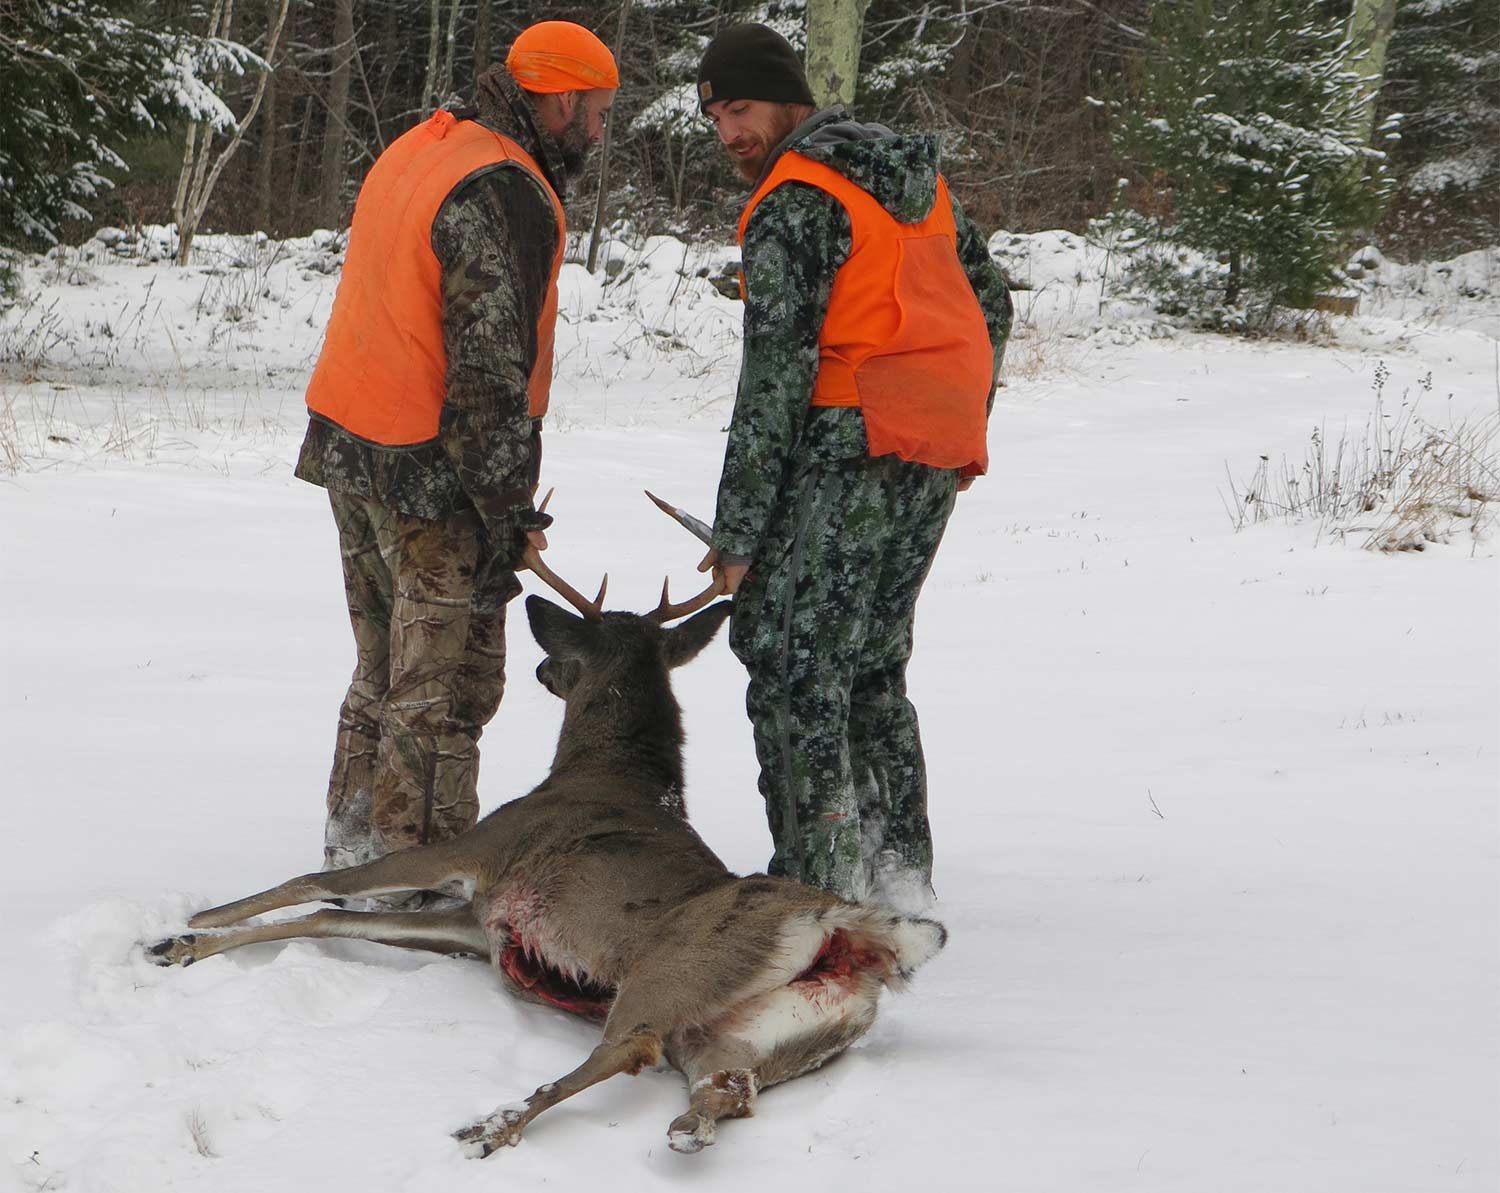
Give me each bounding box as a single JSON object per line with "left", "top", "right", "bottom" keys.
{"left": 147, "top": 906, "right": 487, "bottom": 967}
{"left": 188, "top": 839, "right": 474, "bottom": 928}
{"left": 452, "top": 1028, "right": 663, "bottom": 1157}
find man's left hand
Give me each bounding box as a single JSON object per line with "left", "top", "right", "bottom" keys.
{"left": 698, "top": 548, "right": 749, "bottom": 595}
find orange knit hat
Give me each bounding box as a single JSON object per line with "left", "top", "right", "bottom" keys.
{"left": 506, "top": 21, "right": 619, "bottom": 93}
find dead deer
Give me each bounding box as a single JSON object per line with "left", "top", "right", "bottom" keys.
{"left": 146, "top": 546, "right": 946, "bottom": 1156}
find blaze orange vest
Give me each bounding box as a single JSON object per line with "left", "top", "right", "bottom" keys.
{"left": 739, "top": 151, "right": 994, "bottom": 473}
{"left": 305, "top": 110, "right": 566, "bottom": 446}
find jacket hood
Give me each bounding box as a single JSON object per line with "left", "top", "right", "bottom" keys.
{"left": 761, "top": 107, "right": 941, "bottom": 225}
{"left": 465, "top": 64, "right": 571, "bottom": 199}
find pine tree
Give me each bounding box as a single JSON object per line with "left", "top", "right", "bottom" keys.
{"left": 1378, "top": 0, "right": 1500, "bottom": 255}
{"left": 0, "top": 0, "right": 255, "bottom": 253}
{"left": 1116, "top": 0, "right": 1394, "bottom": 322}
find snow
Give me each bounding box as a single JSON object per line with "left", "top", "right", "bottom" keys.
{"left": 1, "top": 229, "right": 1496, "bottom": 1191}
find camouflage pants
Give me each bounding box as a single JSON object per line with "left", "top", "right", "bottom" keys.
{"left": 728, "top": 455, "right": 958, "bottom": 903}
{"left": 321, "top": 490, "right": 521, "bottom": 872}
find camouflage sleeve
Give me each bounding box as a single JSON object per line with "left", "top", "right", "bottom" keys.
{"left": 711, "top": 184, "right": 851, "bottom": 564}
{"left": 950, "top": 194, "right": 1013, "bottom": 401}
{"left": 431, "top": 164, "right": 557, "bottom": 558}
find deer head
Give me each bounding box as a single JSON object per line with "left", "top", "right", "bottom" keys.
{"left": 525, "top": 595, "right": 733, "bottom": 802}
{"left": 527, "top": 596, "right": 731, "bottom": 700}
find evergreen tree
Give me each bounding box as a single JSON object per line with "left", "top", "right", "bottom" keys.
{"left": 1378, "top": 0, "right": 1499, "bottom": 255}
{"left": 0, "top": 0, "right": 253, "bottom": 251}
{"left": 1116, "top": 0, "right": 1394, "bottom": 322}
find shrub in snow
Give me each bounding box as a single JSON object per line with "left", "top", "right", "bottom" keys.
{"left": 1224, "top": 362, "right": 1499, "bottom": 552}
{"left": 1112, "top": 0, "right": 1396, "bottom": 326}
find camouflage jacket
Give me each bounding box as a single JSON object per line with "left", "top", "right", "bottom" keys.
{"left": 295, "top": 66, "right": 567, "bottom": 554}
{"left": 710, "top": 108, "right": 1013, "bottom": 565}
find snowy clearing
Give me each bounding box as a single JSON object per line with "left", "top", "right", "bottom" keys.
{"left": 1, "top": 230, "right": 1496, "bottom": 1192}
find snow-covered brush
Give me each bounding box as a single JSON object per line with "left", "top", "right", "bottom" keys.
{"left": 1222, "top": 362, "right": 1500, "bottom": 552}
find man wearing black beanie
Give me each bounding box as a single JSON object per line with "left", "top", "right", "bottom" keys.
{"left": 694, "top": 24, "right": 1013, "bottom": 913}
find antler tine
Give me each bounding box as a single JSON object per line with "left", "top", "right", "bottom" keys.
{"left": 521, "top": 542, "right": 607, "bottom": 621}
{"left": 648, "top": 573, "right": 727, "bottom": 624}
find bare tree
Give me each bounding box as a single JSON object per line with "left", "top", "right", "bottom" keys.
{"left": 473, "top": 0, "right": 493, "bottom": 75}
{"left": 318, "top": 0, "right": 356, "bottom": 229}
{"left": 588, "top": 1, "right": 634, "bottom": 272}
{"left": 254, "top": 0, "right": 284, "bottom": 232}
{"left": 173, "top": 0, "right": 292, "bottom": 265}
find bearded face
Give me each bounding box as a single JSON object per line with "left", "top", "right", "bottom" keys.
{"left": 557, "top": 102, "right": 593, "bottom": 181}
{"left": 709, "top": 101, "right": 808, "bottom": 183}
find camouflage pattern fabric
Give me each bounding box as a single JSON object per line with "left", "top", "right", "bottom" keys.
{"left": 302, "top": 66, "right": 565, "bottom": 879}
{"left": 728, "top": 455, "right": 957, "bottom": 901}
{"left": 711, "top": 107, "right": 1012, "bottom": 565}
{"left": 322, "top": 490, "right": 521, "bottom": 872}
{"left": 711, "top": 109, "right": 1012, "bottom": 905}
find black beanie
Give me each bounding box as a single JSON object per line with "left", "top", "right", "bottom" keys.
{"left": 696, "top": 24, "right": 815, "bottom": 113}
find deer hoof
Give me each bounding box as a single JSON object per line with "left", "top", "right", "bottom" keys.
{"left": 145, "top": 935, "right": 197, "bottom": 967}
{"left": 452, "top": 1106, "right": 526, "bottom": 1157}
{"left": 667, "top": 1112, "right": 716, "bottom": 1154}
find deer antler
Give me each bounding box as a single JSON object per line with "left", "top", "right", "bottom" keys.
{"left": 647, "top": 573, "right": 726, "bottom": 624}
{"left": 642, "top": 488, "right": 727, "bottom": 622}
{"left": 519, "top": 488, "right": 607, "bottom": 620}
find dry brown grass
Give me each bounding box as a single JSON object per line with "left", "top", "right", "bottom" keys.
{"left": 1223, "top": 364, "right": 1499, "bottom": 553}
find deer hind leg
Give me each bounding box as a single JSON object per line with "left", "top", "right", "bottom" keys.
{"left": 452, "top": 1027, "right": 663, "bottom": 1158}
{"left": 663, "top": 971, "right": 885, "bottom": 1154}
{"left": 188, "top": 838, "right": 476, "bottom": 929}
{"left": 665, "top": 1063, "right": 758, "bottom": 1154}
{"left": 147, "top": 905, "right": 487, "bottom": 967}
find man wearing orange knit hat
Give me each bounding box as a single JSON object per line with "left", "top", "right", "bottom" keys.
{"left": 294, "top": 23, "right": 617, "bottom": 899}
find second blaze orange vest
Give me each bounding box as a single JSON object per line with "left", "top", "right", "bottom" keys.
{"left": 739, "top": 151, "right": 994, "bottom": 473}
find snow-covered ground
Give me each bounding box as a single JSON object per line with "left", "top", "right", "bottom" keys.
{"left": 1, "top": 228, "right": 1496, "bottom": 1192}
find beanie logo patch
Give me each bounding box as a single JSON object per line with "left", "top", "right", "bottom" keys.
{"left": 698, "top": 81, "right": 714, "bottom": 104}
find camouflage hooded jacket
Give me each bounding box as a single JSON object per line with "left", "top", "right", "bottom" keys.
{"left": 295, "top": 66, "right": 566, "bottom": 551}
{"left": 711, "top": 108, "right": 1013, "bottom": 565}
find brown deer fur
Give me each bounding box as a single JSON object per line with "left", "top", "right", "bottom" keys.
{"left": 148, "top": 595, "right": 946, "bottom": 1155}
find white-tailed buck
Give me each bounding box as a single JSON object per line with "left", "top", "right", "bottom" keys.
{"left": 148, "top": 545, "right": 946, "bottom": 1155}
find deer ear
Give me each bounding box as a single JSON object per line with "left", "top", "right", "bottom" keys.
{"left": 661, "top": 600, "right": 733, "bottom": 669}
{"left": 526, "top": 595, "right": 595, "bottom": 659}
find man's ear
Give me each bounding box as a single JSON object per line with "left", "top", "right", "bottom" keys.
{"left": 662, "top": 601, "right": 733, "bottom": 669}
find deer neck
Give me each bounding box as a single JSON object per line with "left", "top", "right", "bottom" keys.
{"left": 550, "top": 688, "right": 686, "bottom": 797}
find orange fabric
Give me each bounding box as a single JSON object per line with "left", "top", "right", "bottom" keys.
{"left": 506, "top": 21, "right": 619, "bottom": 93}
{"left": 738, "top": 152, "right": 994, "bottom": 473}
{"left": 305, "top": 110, "right": 566, "bottom": 446}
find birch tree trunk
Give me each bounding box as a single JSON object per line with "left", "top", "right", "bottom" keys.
{"left": 806, "top": 0, "right": 871, "bottom": 109}
{"left": 1346, "top": 0, "right": 1398, "bottom": 147}
{"left": 173, "top": 0, "right": 292, "bottom": 264}
{"left": 318, "top": 0, "right": 355, "bottom": 229}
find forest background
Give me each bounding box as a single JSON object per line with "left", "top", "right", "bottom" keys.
{"left": 1, "top": 0, "right": 1495, "bottom": 280}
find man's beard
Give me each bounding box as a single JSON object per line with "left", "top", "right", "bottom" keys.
{"left": 727, "top": 109, "right": 802, "bottom": 183}
{"left": 557, "top": 104, "right": 593, "bottom": 181}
